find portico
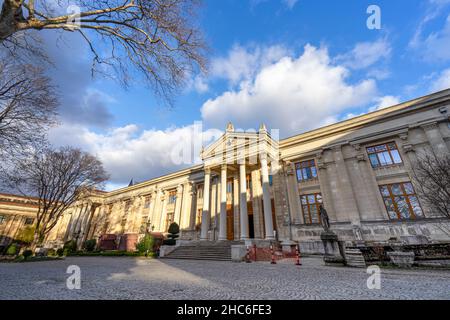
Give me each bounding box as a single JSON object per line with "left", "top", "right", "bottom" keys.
{"left": 199, "top": 123, "right": 279, "bottom": 241}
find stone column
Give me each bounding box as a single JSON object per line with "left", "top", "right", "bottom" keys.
{"left": 148, "top": 190, "right": 158, "bottom": 229}
{"left": 188, "top": 185, "right": 198, "bottom": 230}
{"left": 180, "top": 182, "right": 192, "bottom": 229}
{"left": 233, "top": 176, "right": 240, "bottom": 240}
{"left": 422, "top": 122, "right": 449, "bottom": 155}
{"left": 219, "top": 165, "right": 228, "bottom": 241}
{"left": 158, "top": 191, "right": 168, "bottom": 232}
{"left": 285, "top": 161, "right": 303, "bottom": 224}
{"left": 239, "top": 162, "right": 249, "bottom": 240}
{"left": 200, "top": 168, "right": 211, "bottom": 240}
{"left": 173, "top": 184, "right": 184, "bottom": 226}
{"left": 332, "top": 146, "right": 360, "bottom": 224}
{"left": 261, "top": 153, "right": 275, "bottom": 240}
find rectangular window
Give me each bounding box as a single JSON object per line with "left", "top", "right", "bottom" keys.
{"left": 124, "top": 200, "right": 131, "bottom": 213}
{"left": 197, "top": 185, "right": 204, "bottom": 199}
{"left": 143, "top": 196, "right": 151, "bottom": 209}
{"left": 295, "top": 160, "right": 318, "bottom": 182}
{"left": 165, "top": 212, "right": 174, "bottom": 231}
{"left": 227, "top": 180, "right": 233, "bottom": 194}
{"left": 269, "top": 175, "right": 273, "bottom": 186}
{"left": 300, "top": 193, "right": 323, "bottom": 224}
{"left": 367, "top": 142, "right": 403, "bottom": 168}
{"left": 379, "top": 182, "right": 424, "bottom": 220}
{"left": 0, "top": 215, "right": 6, "bottom": 225}
{"left": 140, "top": 216, "right": 148, "bottom": 233}
{"left": 168, "top": 191, "right": 177, "bottom": 204}
{"left": 24, "top": 218, "right": 34, "bottom": 225}
{"left": 196, "top": 209, "right": 202, "bottom": 231}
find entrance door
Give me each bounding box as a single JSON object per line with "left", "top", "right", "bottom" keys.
{"left": 226, "top": 204, "right": 234, "bottom": 240}
{"left": 247, "top": 201, "right": 255, "bottom": 239}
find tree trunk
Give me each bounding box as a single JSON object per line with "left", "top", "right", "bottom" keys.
{"left": 0, "top": 0, "right": 25, "bottom": 40}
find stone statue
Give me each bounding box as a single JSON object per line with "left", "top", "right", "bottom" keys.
{"left": 319, "top": 204, "right": 330, "bottom": 232}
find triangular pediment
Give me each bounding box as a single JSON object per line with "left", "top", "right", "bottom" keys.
{"left": 201, "top": 125, "right": 279, "bottom": 167}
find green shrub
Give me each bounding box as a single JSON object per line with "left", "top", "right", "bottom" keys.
{"left": 63, "top": 240, "right": 77, "bottom": 254}
{"left": 136, "top": 234, "right": 154, "bottom": 256}
{"left": 15, "top": 226, "right": 35, "bottom": 245}
{"left": 47, "top": 249, "right": 56, "bottom": 256}
{"left": 22, "top": 250, "right": 33, "bottom": 260}
{"left": 6, "top": 243, "right": 18, "bottom": 256}
{"left": 84, "top": 239, "right": 97, "bottom": 252}
{"left": 56, "top": 248, "right": 64, "bottom": 257}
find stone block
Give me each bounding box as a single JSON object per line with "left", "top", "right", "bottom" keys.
{"left": 231, "top": 245, "right": 247, "bottom": 262}
{"left": 159, "top": 245, "right": 177, "bottom": 258}
{"left": 344, "top": 249, "right": 366, "bottom": 268}
{"left": 387, "top": 251, "right": 415, "bottom": 268}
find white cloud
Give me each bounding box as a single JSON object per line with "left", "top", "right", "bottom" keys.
{"left": 201, "top": 44, "right": 377, "bottom": 136}
{"left": 49, "top": 123, "right": 222, "bottom": 185}
{"left": 410, "top": 0, "right": 450, "bottom": 62}
{"left": 211, "top": 44, "right": 289, "bottom": 85}
{"left": 335, "top": 38, "right": 392, "bottom": 70}
{"left": 369, "top": 95, "right": 401, "bottom": 112}
{"left": 283, "top": 0, "right": 299, "bottom": 9}
{"left": 430, "top": 68, "right": 450, "bottom": 91}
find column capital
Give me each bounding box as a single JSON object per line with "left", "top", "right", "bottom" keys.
{"left": 221, "top": 164, "right": 228, "bottom": 170}
{"left": 421, "top": 121, "right": 439, "bottom": 131}
{"left": 204, "top": 167, "right": 211, "bottom": 175}
{"left": 259, "top": 152, "right": 268, "bottom": 161}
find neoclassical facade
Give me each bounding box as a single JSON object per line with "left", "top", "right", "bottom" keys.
{"left": 3, "top": 89, "right": 450, "bottom": 253}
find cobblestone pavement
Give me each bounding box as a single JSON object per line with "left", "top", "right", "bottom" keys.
{"left": 0, "top": 257, "right": 449, "bottom": 300}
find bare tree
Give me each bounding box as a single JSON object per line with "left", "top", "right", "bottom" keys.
{"left": 0, "top": 0, "right": 207, "bottom": 102}
{"left": 0, "top": 59, "right": 58, "bottom": 166}
{"left": 411, "top": 150, "right": 450, "bottom": 218}
{"left": 9, "top": 146, "right": 109, "bottom": 248}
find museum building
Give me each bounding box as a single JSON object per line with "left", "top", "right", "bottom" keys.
{"left": 2, "top": 89, "right": 450, "bottom": 255}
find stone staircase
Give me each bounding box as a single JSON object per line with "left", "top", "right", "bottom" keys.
{"left": 163, "top": 241, "right": 243, "bottom": 261}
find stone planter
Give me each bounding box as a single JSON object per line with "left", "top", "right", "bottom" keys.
{"left": 387, "top": 251, "right": 415, "bottom": 268}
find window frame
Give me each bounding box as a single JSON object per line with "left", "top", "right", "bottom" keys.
{"left": 300, "top": 193, "right": 323, "bottom": 225}
{"left": 143, "top": 196, "right": 151, "bottom": 209}
{"left": 379, "top": 182, "right": 424, "bottom": 220}
{"left": 168, "top": 191, "right": 177, "bottom": 204}
{"left": 295, "top": 159, "right": 318, "bottom": 182}
{"left": 24, "top": 217, "right": 34, "bottom": 225}
{"left": 366, "top": 142, "right": 403, "bottom": 168}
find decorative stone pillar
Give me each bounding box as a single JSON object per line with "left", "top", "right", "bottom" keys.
{"left": 180, "top": 182, "right": 192, "bottom": 229}
{"left": 422, "top": 122, "right": 449, "bottom": 155}
{"left": 233, "top": 176, "right": 240, "bottom": 240}
{"left": 332, "top": 145, "right": 360, "bottom": 224}
{"left": 188, "top": 185, "right": 197, "bottom": 231}
{"left": 261, "top": 153, "right": 275, "bottom": 240}
{"left": 285, "top": 161, "right": 303, "bottom": 224}
{"left": 149, "top": 190, "right": 159, "bottom": 231}
{"left": 239, "top": 162, "right": 249, "bottom": 240}
{"left": 173, "top": 184, "right": 184, "bottom": 226}
{"left": 158, "top": 191, "right": 168, "bottom": 232}
{"left": 200, "top": 168, "right": 211, "bottom": 240}
{"left": 219, "top": 165, "right": 228, "bottom": 241}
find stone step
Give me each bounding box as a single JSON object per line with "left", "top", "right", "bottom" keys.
{"left": 163, "top": 244, "right": 232, "bottom": 261}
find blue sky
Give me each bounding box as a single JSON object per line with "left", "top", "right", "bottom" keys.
{"left": 45, "top": 0, "right": 450, "bottom": 188}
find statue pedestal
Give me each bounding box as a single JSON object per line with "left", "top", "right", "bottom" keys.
{"left": 321, "top": 231, "right": 345, "bottom": 266}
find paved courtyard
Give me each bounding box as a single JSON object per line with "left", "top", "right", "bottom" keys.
{"left": 0, "top": 257, "right": 449, "bottom": 300}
